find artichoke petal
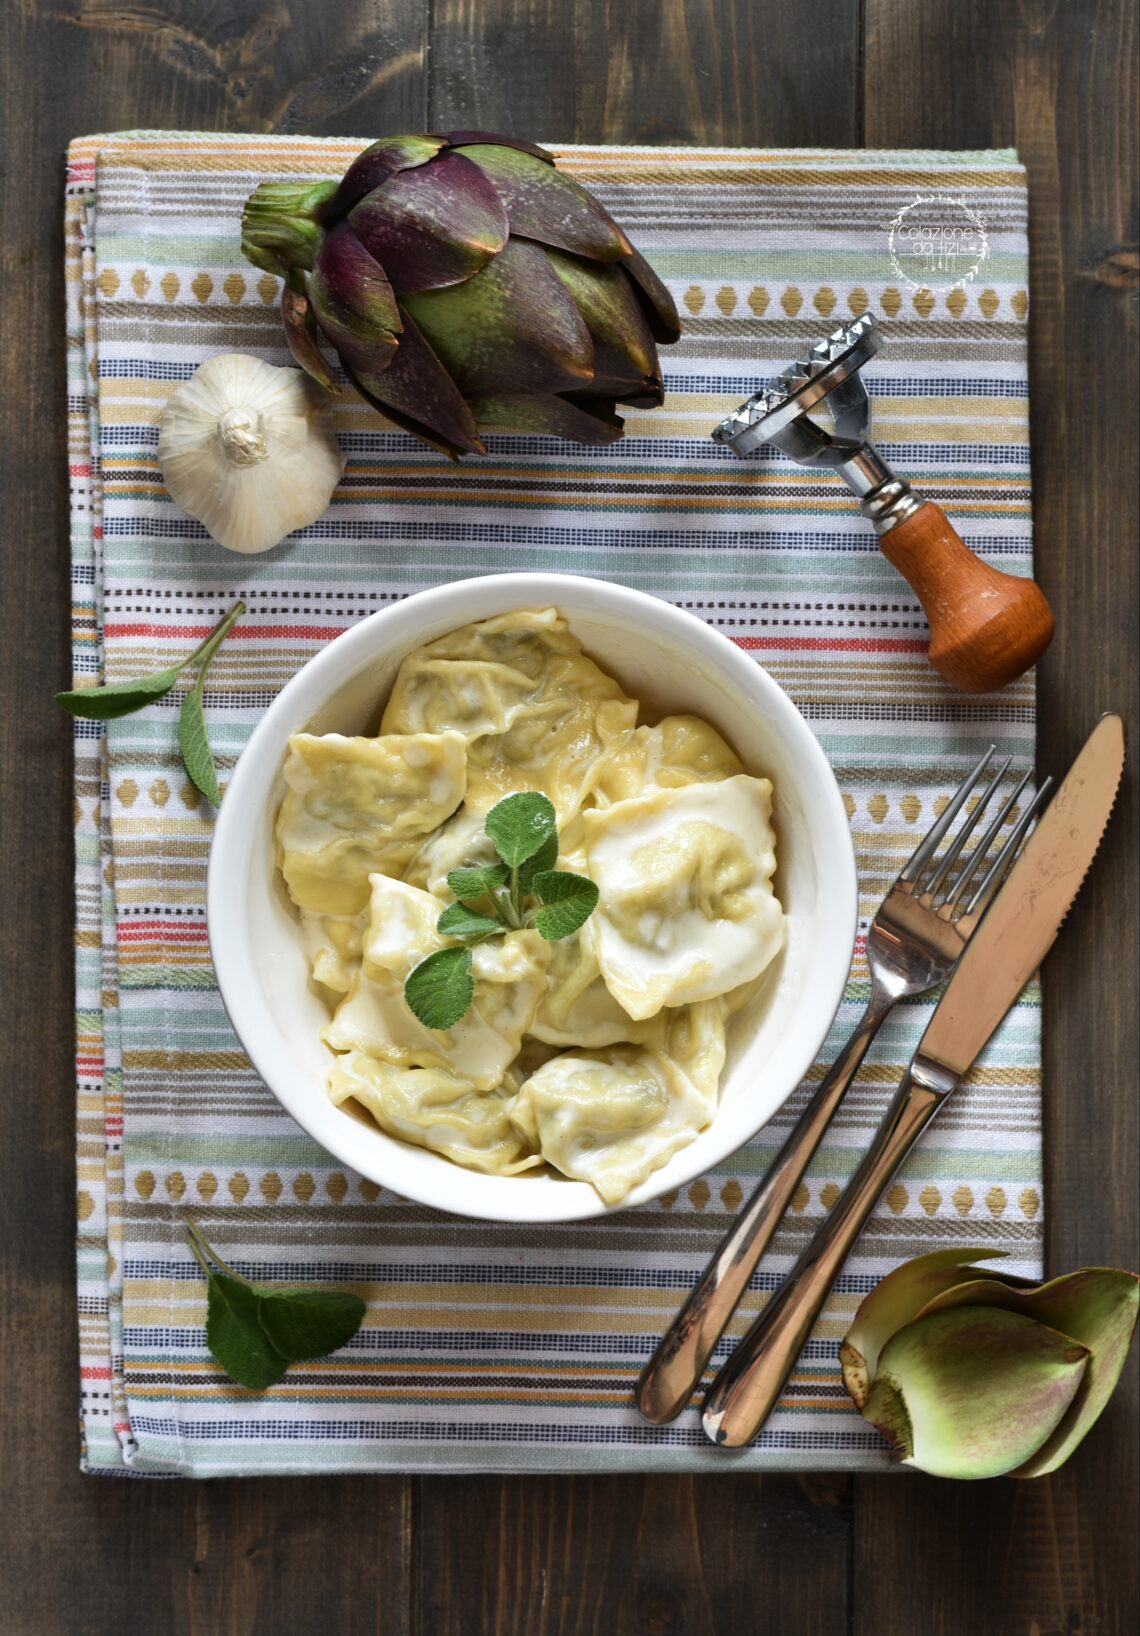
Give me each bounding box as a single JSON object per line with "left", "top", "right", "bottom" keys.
{"left": 352, "top": 306, "right": 485, "bottom": 459}
{"left": 916, "top": 1268, "right": 1140, "bottom": 1478}
{"left": 310, "top": 222, "right": 402, "bottom": 376}
{"left": 840, "top": 1248, "right": 1015, "bottom": 1409}
{"left": 317, "top": 134, "right": 446, "bottom": 219}
{"left": 467, "top": 394, "right": 624, "bottom": 444}
{"left": 280, "top": 284, "right": 340, "bottom": 393}
{"left": 347, "top": 151, "right": 509, "bottom": 294}
{"left": 241, "top": 181, "right": 338, "bottom": 275}
{"left": 443, "top": 130, "right": 555, "bottom": 164}
{"left": 865, "top": 1306, "right": 1089, "bottom": 1480}
{"left": 623, "top": 245, "right": 683, "bottom": 343}
{"left": 401, "top": 238, "right": 594, "bottom": 398}
{"left": 455, "top": 144, "right": 631, "bottom": 261}
{"left": 544, "top": 249, "right": 660, "bottom": 399}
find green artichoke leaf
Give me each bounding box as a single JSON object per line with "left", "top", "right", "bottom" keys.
{"left": 352, "top": 305, "right": 485, "bottom": 458}
{"left": 840, "top": 1248, "right": 1015, "bottom": 1409}
{"left": 455, "top": 143, "right": 631, "bottom": 261}
{"left": 864, "top": 1306, "right": 1089, "bottom": 1480}
{"left": 281, "top": 284, "right": 340, "bottom": 392}
{"left": 310, "top": 222, "right": 402, "bottom": 376}
{"left": 916, "top": 1268, "right": 1140, "bottom": 1478}
{"left": 401, "top": 238, "right": 594, "bottom": 398}
{"left": 318, "top": 134, "right": 447, "bottom": 220}
{"left": 544, "top": 249, "right": 660, "bottom": 399}
{"left": 468, "top": 395, "right": 623, "bottom": 445}
{"left": 623, "top": 244, "right": 684, "bottom": 343}
{"left": 443, "top": 130, "right": 556, "bottom": 164}
{"left": 348, "top": 150, "right": 508, "bottom": 294}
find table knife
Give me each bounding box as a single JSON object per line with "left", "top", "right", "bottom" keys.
{"left": 702, "top": 712, "right": 1125, "bottom": 1448}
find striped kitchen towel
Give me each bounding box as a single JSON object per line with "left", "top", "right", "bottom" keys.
{"left": 68, "top": 132, "right": 1042, "bottom": 1475}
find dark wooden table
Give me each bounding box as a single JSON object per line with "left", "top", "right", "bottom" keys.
{"left": 1, "top": 4, "right": 1136, "bottom": 1632}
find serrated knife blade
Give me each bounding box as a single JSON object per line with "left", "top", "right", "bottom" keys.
{"left": 914, "top": 711, "right": 1124, "bottom": 1084}
{"left": 702, "top": 712, "right": 1125, "bottom": 1448}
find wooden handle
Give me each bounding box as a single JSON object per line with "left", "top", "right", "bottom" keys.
{"left": 878, "top": 501, "right": 1054, "bottom": 692}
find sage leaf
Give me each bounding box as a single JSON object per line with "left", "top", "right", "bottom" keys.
{"left": 436, "top": 903, "right": 503, "bottom": 941}
{"left": 205, "top": 1271, "right": 289, "bottom": 1390}
{"left": 447, "top": 863, "right": 509, "bottom": 901}
{"left": 255, "top": 1288, "right": 367, "bottom": 1362}
{"left": 179, "top": 684, "right": 222, "bottom": 806}
{"left": 484, "top": 791, "right": 557, "bottom": 868}
{"left": 55, "top": 664, "right": 185, "bottom": 720}
{"left": 532, "top": 870, "right": 600, "bottom": 941}
{"left": 404, "top": 945, "right": 474, "bottom": 1030}
{"left": 518, "top": 831, "right": 559, "bottom": 893}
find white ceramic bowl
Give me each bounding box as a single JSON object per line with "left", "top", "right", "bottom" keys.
{"left": 208, "top": 573, "right": 856, "bottom": 1223}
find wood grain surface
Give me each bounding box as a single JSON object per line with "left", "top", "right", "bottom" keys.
{"left": 0, "top": 2, "right": 1135, "bottom": 1633}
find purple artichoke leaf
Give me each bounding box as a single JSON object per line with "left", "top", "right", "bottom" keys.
{"left": 623, "top": 245, "right": 683, "bottom": 343}
{"left": 281, "top": 284, "right": 340, "bottom": 393}
{"left": 347, "top": 151, "right": 509, "bottom": 295}
{"left": 866, "top": 1306, "right": 1089, "bottom": 1480}
{"left": 456, "top": 145, "right": 631, "bottom": 262}
{"left": 445, "top": 131, "right": 556, "bottom": 163}
{"left": 348, "top": 365, "right": 482, "bottom": 460}
{"left": 918, "top": 1268, "right": 1140, "bottom": 1479}
{"left": 317, "top": 135, "right": 447, "bottom": 221}
{"left": 353, "top": 305, "right": 485, "bottom": 458}
{"left": 468, "top": 395, "right": 624, "bottom": 444}
{"left": 310, "top": 222, "right": 402, "bottom": 376}
{"left": 543, "top": 248, "right": 659, "bottom": 396}
{"left": 401, "top": 238, "right": 594, "bottom": 398}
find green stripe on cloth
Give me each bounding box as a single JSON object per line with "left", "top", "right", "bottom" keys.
{"left": 68, "top": 131, "right": 1041, "bottom": 1476}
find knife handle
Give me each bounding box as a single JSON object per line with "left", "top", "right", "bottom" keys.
{"left": 635, "top": 994, "right": 893, "bottom": 1425}
{"left": 702, "top": 1075, "right": 943, "bottom": 1448}
{"left": 877, "top": 501, "right": 1054, "bottom": 693}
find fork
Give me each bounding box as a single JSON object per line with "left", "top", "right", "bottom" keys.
{"left": 635, "top": 747, "right": 1051, "bottom": 1425}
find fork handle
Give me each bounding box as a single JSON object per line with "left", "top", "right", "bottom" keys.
{"left": 702, "top": 1074, "right": 943, "bottom": 1447}
{"left": 634, "top": 993, "right": 893, "bottom": 1425}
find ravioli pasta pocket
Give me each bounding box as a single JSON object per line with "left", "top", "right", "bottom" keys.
{"left": 275, "top": 609, "right": 786, "bottom": 1204}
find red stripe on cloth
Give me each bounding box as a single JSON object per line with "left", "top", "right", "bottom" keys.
{"left": 82, "top": 1367, "right": 114, "bottom": 1380}
{"left": 731, "top": 634, "right": 927, "bottom": 655}
{"left": 105, "top": 623, "right": 351, "bottom": 641}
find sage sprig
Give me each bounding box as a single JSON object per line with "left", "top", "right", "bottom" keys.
{"left": 404, "top": 791, "right": 599, "bottom": 1032}
{"left": 185, "top": 1216, "right": 366, "bottom": 1391}
{"left": 55, "top": 599, "right": 245, "bottom": 805}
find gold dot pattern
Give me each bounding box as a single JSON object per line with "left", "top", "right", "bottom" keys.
{"left": 134, "top": 1171, "right": 156, "bottom": 1199}
{"left": 683, "top": 285, "right": 705, "bottom": 314}
{"left": 813, "top": 286, "right": 836, "bottom": 317}
{"left": 720, "top": 1179, "right": 743, "bottom": 1211}
{"left": 260, "top": 1172, "right": 283, "bottom": 1202}
{"left": 919, "top": 1185, "right": 941, "bottom": 1217}
{"left": 986, "top": 1186, "right": 1007, "bottom": 1218}
{"left": 747, "top": 287, "right": 769, "bottom": 316}
{"left": 160, "top": 271, "right": 180, "bottom": 302}
{"left": 779, "top": 286, "right": 802, "bottom": 317}
{"left": 165, "top": 1171, "right": 186, "bottom": 1201}
{"left": 326, "top": 1173, "right": 348, "bottom": 1203}
{"left": 946, "top": 287, "right": 968, "bottom": 318}
{"left": 885, "top": 1183, "right": 907, "bottom": 1215}
{"left": 97, "top": 268, "right": 120, "bottom": 298}
{"left": 952, "top": 1184, "right": 974, "bottom": 1217}
{"left": 257, "top": 273, "right": 278, "bottom": 304}
{"left": 131, "top": 268, "right": 150, "bottom": 299}
{"left": 658, "top": 1190, "right": 678, "bottom": 1211}
{"left": 1019, "top": 1187, "right": 1040, "bottom": 1220}
{"left": 196, "top": 1172, "right": 217, "bottom": 1201}
{"left": 714, "top": 285, "right": 737, "bottom": 315}
{"left": 359, "top": 1179, "right": 380, "bottom": 1203}
{"left": 880, "top": 287, "right": 902, "bottom": 317}
{"left": 228, "top": 1172, "right": 250, "bottom": 1202}
{"left": 819, "top": 1182, "right": 840, "bottom": 1210}
{"left": 848, "top": 287, "right": 869, "bottom": 316}
{"left": 191, "top": 272, "right": 213, "bottom": 302}
{"left": 791, "top": 1182, "right": 809, "bottom": 1213}
{"left": 223, "top": 272, "right": 246, "bottom": 303}
{"left": 293, "top": 1172, "right": 316, "bottom": 1203}
{"left": 978, "top": 288, "right": 999, "bottom": 318}
{"left": 148, "top": 778, "right": 170, "bottom": 807}
{"left": 77, "top": 1190, "right": 95, "bottom": 1221}
{"left": 687, "top": 1179, "right": 710, "bottom": 1210}
{"left": 868, "top": 793, "right": 888, "bottom": 823}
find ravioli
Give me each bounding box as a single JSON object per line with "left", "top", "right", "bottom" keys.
{"left": 328, "top": 1051, "right": 541, "bottom": 1175}
{"left": 277, "top": 608, "right": 786, "bottom": 1205}
{"left": 277, "top": 730, "right": 467, "bottom": 913}
{"left": 509, "top": 1045, "right": 712, "bottom": 1204}
{"left": 381, "top": 608, "right": 637, "bottom": 821}
{"left": 323, "top": 876, "right": 550, "bottom": 1090}
{"left": 583, "top": 775, "right": 785, "bottom": 1020}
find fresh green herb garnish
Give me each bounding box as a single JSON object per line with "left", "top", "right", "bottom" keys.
{"left": 55, "top": 599, "right": 245, "bottom": 806}
{"left": 185, "top": 1216, "right": 366, "bottom": 1391}
{"left": 404, "top": 790, "right": 599, "bottom": 1031}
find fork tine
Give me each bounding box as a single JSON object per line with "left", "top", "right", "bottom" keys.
{"left": 898, "top": 746, "right": 995, "bottom": 885}
{"left": 922, "top": 755, "right": 1012, "bottom": 897}
{"left": 962, "top": 776, "right": 1055, "bottom": 919}
{"left": 939, "top": 766, "right": 1030, "bottom": 911}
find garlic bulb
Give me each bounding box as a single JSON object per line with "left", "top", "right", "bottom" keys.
{"left": 158, "top": 354, "right": 345, "bottom": 554}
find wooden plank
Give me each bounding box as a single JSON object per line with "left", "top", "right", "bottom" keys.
{"left": 414, "top": 1473, "right": 851, "bottom": 1636}
{"left": 0, "top": 4, "right": 425, "bottom": 1633}
{"left": 413, "top": 11, "right": 861, "bottom": 1635}
{"left": 856, "top": 4, "right": 1139, "bottom": 1633}
{"left": 427, "top": 0, "right": 862, "bottom": 145}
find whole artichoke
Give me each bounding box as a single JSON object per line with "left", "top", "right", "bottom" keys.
{"left": 841, "top": 1249, "right": 1139, "bottom": 1480}
{"left": 241, "top": 132, "right": 681, "bottom": 459}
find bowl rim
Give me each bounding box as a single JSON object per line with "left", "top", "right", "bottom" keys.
{"left": 207, "top": 571, "right": 857, "bottom": 1222}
